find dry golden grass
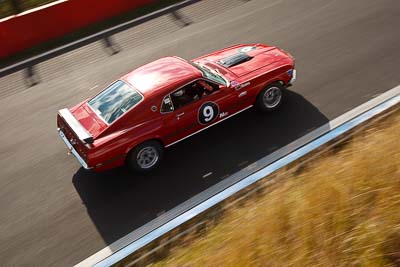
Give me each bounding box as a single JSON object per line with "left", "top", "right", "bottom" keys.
{"left": 154, "top": 108, "right": 400, "bottom": 267}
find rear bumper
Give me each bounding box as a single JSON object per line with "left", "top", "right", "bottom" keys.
{"left": 58, "top": 128, "right": 91, "bottom": 170}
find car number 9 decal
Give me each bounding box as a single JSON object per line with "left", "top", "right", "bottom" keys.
{"left": 198, "top": 102, "right": 219, "bottom": 125}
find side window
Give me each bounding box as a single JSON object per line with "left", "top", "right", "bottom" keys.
{"left": 161, "top": 95, "right": 174, "bottom": 113}
{"left": 168, "top": 80, "right": 220, "bottom": 110}
{"left": 198, "top": 79, "right": 219, "bottom": 96}
{"left": 170, "top": 81, "right": 200, "bottom": 110}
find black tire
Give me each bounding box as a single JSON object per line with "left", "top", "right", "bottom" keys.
{"left": 126, "top": 140, "right": 164, "bottom": 173}
{"left": 255, "top": 82, "right": 285, "bottom": 112}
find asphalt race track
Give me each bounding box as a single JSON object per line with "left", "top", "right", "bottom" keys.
{"left": 0, "top": 0, "right": 399, "bottom": 266}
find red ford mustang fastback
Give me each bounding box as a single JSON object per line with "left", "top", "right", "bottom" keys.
{"left": 57, "top": 43, "right": 296, "bottom": 172}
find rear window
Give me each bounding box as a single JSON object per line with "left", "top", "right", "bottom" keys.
{"left": 88, "top": 80, "right": 143, "bottom": 124}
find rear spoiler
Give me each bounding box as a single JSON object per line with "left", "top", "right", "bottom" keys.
{"left": 58, "top": 108, "right": 94, "bottom": 144}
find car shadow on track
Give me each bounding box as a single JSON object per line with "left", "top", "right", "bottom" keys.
{"left": 72, "top": 89, "right": 329, "bottom": 246}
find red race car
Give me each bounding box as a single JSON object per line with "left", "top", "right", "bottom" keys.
{"left": 57, "top": 44, "right": 296, "bottom": 172}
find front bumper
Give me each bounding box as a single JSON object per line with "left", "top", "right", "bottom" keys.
{"left": 58, "top": 129, "right": 91, "bottom": 170}
{"left": 289, "top": 69, "right": 297, "bottom": 84}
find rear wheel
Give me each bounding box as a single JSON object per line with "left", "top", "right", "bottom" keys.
{"left": 126, "top": 140, "right": 163, "bottom": 173}
{"left": 256, "top": 83, "right": 284, "bottom": 112}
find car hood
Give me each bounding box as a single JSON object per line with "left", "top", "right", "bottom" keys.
{"left": 193, "top": 44, "right": 289, "bottom": 79}
{"left": 70, "top": 102, "right": 108, "bottom": 138}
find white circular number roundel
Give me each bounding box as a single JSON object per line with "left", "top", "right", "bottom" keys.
{"left": 198, "top": 102, "right": 219, "bottom": 125}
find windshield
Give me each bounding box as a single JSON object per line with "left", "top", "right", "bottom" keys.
{"left": 192, "top": 62, "right": 229, "bottom": 87}
{"left": 88, "top": 80, "right": 143, "bottom": 124}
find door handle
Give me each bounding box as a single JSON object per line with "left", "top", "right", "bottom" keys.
{"left": 176, "top": 112, "right": 185, "bottom": 119}
{"left": 239, "top": 91, "right": 247, "bottom": 98}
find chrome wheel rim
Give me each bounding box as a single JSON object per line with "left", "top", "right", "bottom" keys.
{"left": 137, "top": 147, "right": 159, "bottom": 169}
{"left": 263, "top": 87, "right": 282, "bottom": 109}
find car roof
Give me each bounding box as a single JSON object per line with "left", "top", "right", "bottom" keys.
{"left": 122, "top": 56, "right": 202, "bottom": 98}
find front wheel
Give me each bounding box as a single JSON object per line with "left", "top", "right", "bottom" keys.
{"left": 126, "top": 140, "right": 164, "bottom": 173}
{"left": 256, "top": 83, "right": 284, "bottom": 112}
